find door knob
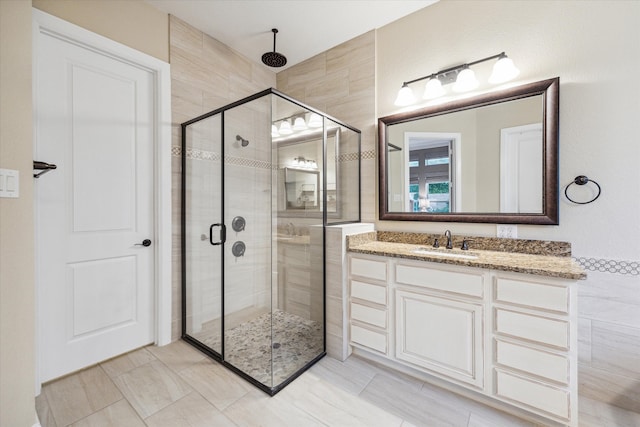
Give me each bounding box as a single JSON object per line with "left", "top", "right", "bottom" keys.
{"left": 135, "top": 239, "right": 152, "bottom": 247}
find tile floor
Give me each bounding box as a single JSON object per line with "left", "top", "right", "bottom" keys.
{"left": 36, "top": 340, "right": 640, "bottom": 427}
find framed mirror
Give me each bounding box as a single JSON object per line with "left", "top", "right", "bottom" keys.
{"left": 277, "top": 128, "right": 339, "bottom": 216}
{"left": 284, "top": 167, "right": 320, "bottom": 210}
{"left": 378, "top": 77, "right": 559, "bottom": 224}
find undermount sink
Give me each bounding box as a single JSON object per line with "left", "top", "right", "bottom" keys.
{"left": 412, "top": 248, "right": 479, "bottom": 260}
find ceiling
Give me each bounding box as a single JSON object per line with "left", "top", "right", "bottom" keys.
{"left": 146, "top": 0, "right": 438, "bottom": 70}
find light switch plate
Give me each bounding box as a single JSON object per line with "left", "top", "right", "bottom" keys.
{"left": 497, "top": 224, "right": 517, "bottom": 238}
{"left": 0, "top": 169, "right": 19, "bottom": 198}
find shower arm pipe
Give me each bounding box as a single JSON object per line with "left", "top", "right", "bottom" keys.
{"left": 272, "top": 28, "right": 278, "bottom": 52}
{"left": 401, "top": 52, "right": 506, "bottom": 87}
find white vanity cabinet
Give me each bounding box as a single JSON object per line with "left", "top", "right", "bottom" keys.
{"left": 348, "top": 254, "right": 389, "bottom": 354}
{"left": 347, "top": 252, "right": 578, "bottom": 427}
{"left": 394, "top": 261, "right": 487, "bottom": 389}
{"left": 491, "top": 272, "right": 577, "bottom": 425}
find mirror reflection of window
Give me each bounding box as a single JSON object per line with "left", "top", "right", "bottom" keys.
{"left": 408, "top": 139, "right": 454, "bottom": 213}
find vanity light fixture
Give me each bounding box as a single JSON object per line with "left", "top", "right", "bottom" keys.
{"left": 394, "top": 52, "right": 520, "bottom": 106}
{"left": 272, "top": 112, "right": 328, "bottom": 140}
{"left": 291, "top": 156, "right": 318, "bottom": 169}
{"left": 279, "top": 120, "right": 293, "bottom": 135}
{"left": 308, "top": 113, "right": 322, "bottom": 128}
{"left": 452, "top": 66, "right": 479, "bottom": 93}
{"left": 489, "top": 53, "right": 520, "bottom": 84}
{"left": 423, "top": 77, "right": 445, "bottom": 99}
{"left": 292, "top": 117, "right": 307, "bottom": 131}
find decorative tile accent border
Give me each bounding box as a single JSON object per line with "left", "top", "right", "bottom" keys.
{"left": 574, "top": 257, "right": 640, "bottom": 276}
{"left": 338, "top": 152, "right": 359, "bottom": 162}
{"left": 174, "top": 145, "right": 370, "bottom": 166}
{"left": 337, "top": 150, "right": 374, "bottom": 162}
{"left": 362, "top": 149, "right": 375, "bottom": 160}
{"left": 225, "top": 155, "right": 271, "bottom": 170}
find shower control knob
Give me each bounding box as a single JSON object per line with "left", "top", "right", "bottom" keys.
{"left": 135, "top": 239, "right": 152, "bottom": 247}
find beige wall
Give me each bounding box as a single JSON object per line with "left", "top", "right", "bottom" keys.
{"left": 0, "top": 1, "right": 36, "bottom": 426}
{"left": 377, "top": 0, "right": 640, "bottom": 411}
{"left": 33, "top": 0, "right": 169, "bottom": 62}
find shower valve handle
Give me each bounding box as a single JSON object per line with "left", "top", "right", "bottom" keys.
{"left": 209, "top": 223, "right": 226, "bottom": 246}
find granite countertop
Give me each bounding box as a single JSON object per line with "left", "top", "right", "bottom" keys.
{"left": 347, "top": 232, "right": 587, "bottom": 280}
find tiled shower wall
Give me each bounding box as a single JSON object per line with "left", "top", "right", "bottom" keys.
{"left": 276, "top": 31, "right": 377, "bottom": 223}
{"left": 170, "top": 16, "right": 276, "bottom": 340}
{"left": 276, "top": 32, "right": 376, "bottom": 360}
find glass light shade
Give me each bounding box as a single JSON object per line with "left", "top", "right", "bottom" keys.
{"left": 394, "top": 84, "right": 416, "bottom": 106}
{"left": 489, "top": 56, "right": 520, "bottom": 84}
{"left": 279, "top": 120, "right": 292, "bottom": 135}
{"left": 453, "top": 67, "right": 479, "bottom": 93}
{"left": 423, "top": 77, "right": 445, "bottom": 99}
{"left": 292, "top": 117, "right": 307, "bottom": 131}
{"left": 308, "top": 113, "right": 322, "bottom": 128}
{"left": 271, "top": 124, "right": 279, "bottom": 137}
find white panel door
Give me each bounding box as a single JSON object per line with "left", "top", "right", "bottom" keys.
{"left": 500, "top": 123, "right": 543, "bottom": 213}
{"left": 35, "top": 29, "right": 155, "bottom": 382}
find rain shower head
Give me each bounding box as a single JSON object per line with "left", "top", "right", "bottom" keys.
{"left": 236, "top": 135, "right": 249, "bottom": 147}
{"left": 262, "top": 28, "right": 287, "bottom": 68}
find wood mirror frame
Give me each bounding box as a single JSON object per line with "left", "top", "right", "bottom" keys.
{"left": 378, "top": 77, "right": 559, "bottom": 224}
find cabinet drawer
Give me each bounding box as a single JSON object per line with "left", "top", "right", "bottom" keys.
{"left": 495, "top": 309, "right": 569, "bottom": 349}
{"left": 495, "top": 369, "right": 570, "bottom": 420}
{"left": 351, "top": 280, "right": 386, "bottom": 305}
{"left": 351, "top": 302, "right": 386, "bottom": 328}
{"left": 351, "top": 324, "right": 386, "bottom": 353}
{"left": 350, "top": 257, "right": 387, "bottom": 281}
{"left": 495, "top": 340, "right": 569, "bottom": 384}
{"left": 396, "top": 263, "right": 484, "bottom": 298}
{"left": 495, "top": 277, "right": 569, "bottom": 313}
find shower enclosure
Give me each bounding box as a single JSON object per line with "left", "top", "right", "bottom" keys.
{"left": 181, "top": 89, "right": 361, "bottom": 395}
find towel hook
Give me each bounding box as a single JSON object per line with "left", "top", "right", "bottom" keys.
{"left": 33, "top": 161, "right": 57, "bottom": 178}
{"left": 564, "top": 175, "right": 601, "bottom": 204}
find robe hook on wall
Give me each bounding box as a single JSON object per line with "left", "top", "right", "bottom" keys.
{"left": 564, "top": 175, "right": 601, "bottom": 204}
{"left": 33, "top": 160, "right": 57, "bottom": 178}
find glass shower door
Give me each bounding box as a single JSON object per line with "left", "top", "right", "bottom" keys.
{"left": 222, "top": 96, "right": 275, "bottom": 388}
{"left": 182, "top": 114, "right": 223, "bottom": 356}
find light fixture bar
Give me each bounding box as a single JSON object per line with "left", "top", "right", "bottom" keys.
{"left": 395, "top": 52, "right": 518, "bottom": 106}
{"left": 401, "top": 52, "right": 506, "bottom": 87}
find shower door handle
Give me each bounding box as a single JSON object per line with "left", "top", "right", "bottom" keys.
{"left": 209, "top": 223, "right": 226, "bottom": 245}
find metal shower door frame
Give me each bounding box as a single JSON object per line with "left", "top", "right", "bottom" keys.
{"left": 180, "top": 88, "right": 361, "bottom": 395}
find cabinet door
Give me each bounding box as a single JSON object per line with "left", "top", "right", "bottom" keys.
{"left": 395, "top": 290, "right": 483, "bottom": 388}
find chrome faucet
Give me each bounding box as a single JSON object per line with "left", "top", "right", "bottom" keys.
{"left": 444, "top": 229, "right": 453, "bottom": 249}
